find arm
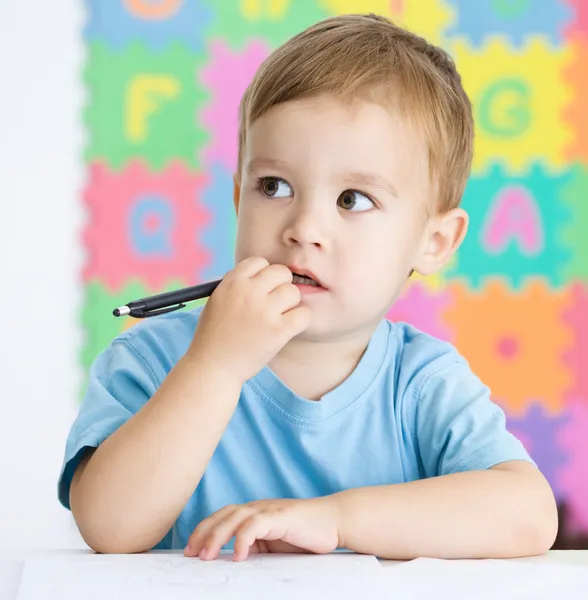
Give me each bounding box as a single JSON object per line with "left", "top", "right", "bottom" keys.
{"left": 182, "top": 349, "right": 558, "bottom": 562}
{"left": 336, "top": 460, "right": 558, "bottom": 559}
{"left": 181, "top": 462, "right": 557, "bottom": 561}
{"left": 70, "top": 354, "right": 242, "bottom": 554}
{"left": 69, "top": 258, "right": 309, "bottom": 555}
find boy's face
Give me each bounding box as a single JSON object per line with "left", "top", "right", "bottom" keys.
{"left": 234, "top": 93, "right": 464, "bottom": 341}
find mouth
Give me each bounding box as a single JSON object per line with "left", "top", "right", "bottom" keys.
{"left": 288, "top": 267, "right": 326, "bottom": 289}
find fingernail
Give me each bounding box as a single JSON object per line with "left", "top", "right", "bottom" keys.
{"left": 199, "top": 548, "right": 207, "bottom": 559}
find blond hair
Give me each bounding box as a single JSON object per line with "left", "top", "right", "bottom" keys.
{"left": 237, "top": 13, "right": 474, "bottom": 212}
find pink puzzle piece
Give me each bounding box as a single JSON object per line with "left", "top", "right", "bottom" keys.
{"left": 565, "top": 0, "right": 588, "bottom": 36}
{"left": 386, "top": 282, "right": 454, "bottom": 342}
{"left": 83, "top": 161, "right": 211, "bottom": 291}
{"left": 558, "top": 398, "right": 588, "bottom": 533}
{"left": 200, "top": 39, "right": 270, "bottom": 173}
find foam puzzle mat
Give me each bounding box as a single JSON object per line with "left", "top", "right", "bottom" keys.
{"left": 82, "top": 0, "right": 588, "bottom": 540}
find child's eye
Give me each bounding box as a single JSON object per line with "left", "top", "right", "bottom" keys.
{"left": 257, "top": 177, "right": 292, "bottom": 198}
{"left": 337, "top": 190, "right": 375, "bottom": 212}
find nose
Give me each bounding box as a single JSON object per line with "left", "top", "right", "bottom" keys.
{"left": 282, "top": 199, "right": 327, "bottom": 249}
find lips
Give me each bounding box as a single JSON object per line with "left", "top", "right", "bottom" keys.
{"left": 288, "top": 266, "right": 326, "bottom": 289}
{"left": 292, "top": 274, "right": 321, "bottom": 287}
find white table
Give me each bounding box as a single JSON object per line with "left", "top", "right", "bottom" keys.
{"left": 2, "top": 550, "right": 587, "bottom": 600}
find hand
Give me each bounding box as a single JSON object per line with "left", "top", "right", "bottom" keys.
{"left": 187, "top": 257, "right": 311, "bottom": 383}
{"left": 184, "top": 496, "right": 342, "bottom": 562}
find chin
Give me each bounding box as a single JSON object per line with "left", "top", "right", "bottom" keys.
{"left": 291, "top": 316, "right": 355, "bottom": 344}
{"left": 291, "top": 318, "right": 331, "bottom": 342}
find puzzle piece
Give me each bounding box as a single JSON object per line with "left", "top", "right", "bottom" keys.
{"left": 408, "top": 268, "right": 447, "bottom": 293}
{"left": 449, "top": 37, "right": 573, "bottom": 174}
{"left": 240, "top": 0, "right": 293, "bottom": 19}
{"left": 386, "top": 281, "right": 454, "bottom": 342}
{"left": 507, "top": 402, "right": 570, "bottom": 501}
{"left": 84, "top": 0, "right": 212, "bottom": 51}
{"left": 564, "top": 283, "right": 588, "bottom": 404}
{"left": 82, "top": 279, "right": 188, "bottom": 369}
{"left": 558, "top": 398, "right": 588, "bottom": 534}
{"left": 85, "top": 43, "right": 208, "bottom": 169}
{"left": 559, "top": 165, "right": 588, "bottom": 282}
{"left": 446, "top": 163, "right": 573, "bottom": 289}
{"left": 83, "top": 161, "right": 211, "bottom": 291}
{"left": 81, "top": 279, "right": 204, "bottom": 400}
{"left": 199, "top": 39, "right": 270, "bottom": 173}
{"left": 443, "top": 279, "right": 574, "bottom": 416}
{"left": 446, "top": 0, "right": 573, "bottom": 47}
{"left": 203, "top": 0, "right": 329, "bottom": 51}
{"left": 386, "top": 0, "right": 456, "bottom": 46}
{"left": 320, "top": 0, "right": 397, "bottom": 16}
{"left": 200, "top": 162, "right": 238, "bottom": 281}
{"left": 563, "top": 36, "right": 588, "bottom": 164}
{"left": 565, "top": 0, "right": 588, "bottom": 37}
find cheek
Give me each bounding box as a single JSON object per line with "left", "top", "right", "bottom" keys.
{"left": 338, "top": 228, "right": 412, "bottom": 290}
{"left": 234, "top": 206, "right": 254, "bottom": 260}
{"left": 234, "top": 198, "right": 274, "bottom": 259}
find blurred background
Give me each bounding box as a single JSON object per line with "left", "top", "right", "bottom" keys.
{"left": 0, "top": 0, "right": 586, "bottom": 551}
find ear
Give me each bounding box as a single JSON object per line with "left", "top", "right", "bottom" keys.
{"left": 233, "top": 173, "right": 241, "bottom": 215}
{"left": 413, "top": 208, "right": 468, "bottom": 276}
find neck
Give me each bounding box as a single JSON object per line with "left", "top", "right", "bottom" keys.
{"left": 268, "top": 322, "right": 379, "bottom": 401}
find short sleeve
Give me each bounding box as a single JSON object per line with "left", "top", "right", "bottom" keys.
{"left": 413, "top": 359, "right": 535, "bottom": 477}
{"left": 57, "top": 339, "right": 159, "bottom": 510}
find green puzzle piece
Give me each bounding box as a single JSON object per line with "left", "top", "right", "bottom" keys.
{"left": 85, "top": 43, "right": 209, "bottom": 170}
{"left": 202, "top": 0, "right": 330, "bottom": 51}
{"left": 561, "top": 165, "right": 588, "bottom": 283}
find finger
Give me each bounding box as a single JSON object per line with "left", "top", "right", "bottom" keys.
{"left": 269, "top": 283, "right": 302, "bottom": 314}
{"left": 251, "top": 263, "right": 293, "bottom": 294}
{"left": 232, "top": 256, "right": 270, "bottom": 279}
{"left": 233, "top": 514, "right": 284, "bottom": 562}
{"left": 185, "top": 505, "right": 238, "bottom": 557}
{"left": 281, "top": 305, "right": 311, "bottom": 337}
{"left": 200, "top": 507, "right": 256, "bottom": 560}
{"left": 253, "top": 540, "right": 269, "bottom": 554}
{"left": 266, "top": 540, "right": 306, "bottom": 554}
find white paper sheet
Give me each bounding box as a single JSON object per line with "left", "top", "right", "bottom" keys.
{"left": 15, "top": 552, "right": 386, "bottom": 600}
{"left": 383, "top": 557, "right": 588, "bottom": 599}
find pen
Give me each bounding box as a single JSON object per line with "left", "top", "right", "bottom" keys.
{"left": 112, "top": 278, "right": 222, "bottom": 318}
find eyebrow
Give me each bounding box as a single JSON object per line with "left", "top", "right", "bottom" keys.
{"left": 344, "top": 172, "right": 398, "bottom": 197}
{"left": 245, "top": 158, "right": 292, "bottom": 174}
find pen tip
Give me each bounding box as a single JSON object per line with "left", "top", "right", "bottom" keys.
{"left": 113, "top": 306, "right": 131, "bottom": 317}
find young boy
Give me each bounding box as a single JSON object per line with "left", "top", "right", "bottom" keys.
{"left": 59, "top": 13, "right": 558, "bottom": 561}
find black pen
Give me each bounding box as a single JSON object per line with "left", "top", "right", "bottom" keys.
{"left": 113, "top": 279, "right": 222, "bottom": 318}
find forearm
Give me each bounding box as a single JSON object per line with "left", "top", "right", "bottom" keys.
{"left": 335, "top": 465, "right": 558, "bottom": 559}
{"left": 70, "top": 353, "right": 242, "bottom": 554}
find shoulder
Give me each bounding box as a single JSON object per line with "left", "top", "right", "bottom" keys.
{"left": 381, "top": 321, "right": 533, "bottom": 476}
{"left": 381, "top": 319, "right": 488, "bottom": 429}
{"left": 386, "top": 320, "right": 468, "bottom": 395}
{"left": 106, "top": 306, "right": 204, "bottom": 384}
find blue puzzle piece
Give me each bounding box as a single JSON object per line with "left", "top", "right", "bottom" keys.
{"left": 84, "top": 0, "right": 212, "bottom": 51}
{"left": 200, "top": 162, "right": 237, "bottom": 281}
{"left": 446, "top": 0, "right": 573, "bottom": 46}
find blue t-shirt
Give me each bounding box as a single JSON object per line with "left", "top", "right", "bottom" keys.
{"left": 58, "top": 307, "right": 533, "bottom": 550}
